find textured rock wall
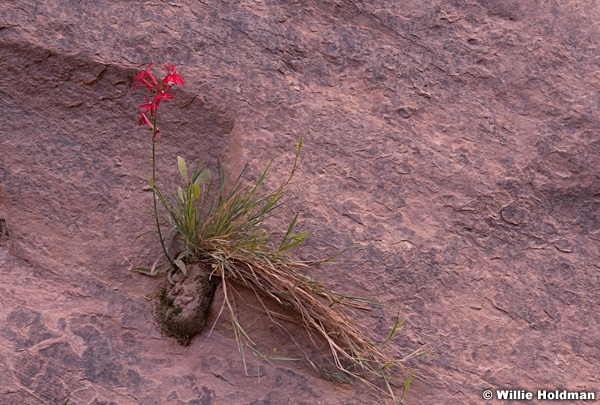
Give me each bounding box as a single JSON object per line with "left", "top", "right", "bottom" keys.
{"left": 1, "top": 1, "right": 599, "bottom": 404}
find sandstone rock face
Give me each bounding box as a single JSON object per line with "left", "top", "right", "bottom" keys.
{"left": 1, "top": 1, "right": 598, "bottom": 404}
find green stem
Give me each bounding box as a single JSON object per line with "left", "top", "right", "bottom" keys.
{"left": 151, "top": 118, "right": 175, "bottom": 268}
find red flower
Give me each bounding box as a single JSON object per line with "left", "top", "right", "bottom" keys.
{"left": 133, "top": 63, "right": 160, "bottom": 92}
{"left": 133, "top": 63, "right": 184, "bottom": 142}
{"left": 138, "top": 111, "right": 154, "bottom": 130}
{"left": 162, "top": 64, "right": 185, "bottom": 86}
{"left": 153, "top": 91, "right": 175, "bottom": 104}
{"left": 139, "top": 95, "right": 159, "bottom": 115}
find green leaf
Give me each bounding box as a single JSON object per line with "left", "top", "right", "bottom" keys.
{"left": 133, "top": 255, "right": 167, "bottom": 277}
{"left": 189, "top": 184, "right": 201, "bottom": 201}
{"left": 266, "top": 355, "right": 300, "bottom": 361}
{"left": 401, "top": 369, "right": 415, "bottom": 400}
{"left": 167, "top": 268, "right": 176, "bottom": 285}
{"left": 324, "top": 370, "right": 349, "bottom": 383}
{"left": 296, "top": 133, "right": 304, "bottom": 156}
{"left": 177, "top": 186, "right": 185, "bottom": 203}
{"left": 387, "top": 312, "right": 404, "bottom": 342}
{"left": 193, "top": 169, "right": 210, "bottom": 186}
{"left": 279, "top": 231, "right": 310, "bottom": 252}
{"left": 174, "top": 259, "right": 187, "bottom": 276}
{"left": 381, "top": 360, "right": 396, "bottom": 370}
{"left": 150, "top": 256, "right": 162, "bottom": 276}
{"left": 177, "top": 156, "right": 188, "bottom": 182}
{"left": 132, "top": 267, "right": 153, "bottom": 275}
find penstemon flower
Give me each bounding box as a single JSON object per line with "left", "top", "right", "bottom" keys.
{"left": 162, "top": 64, "right": 185, "bottom": 86}
{"left": 133, "top": 63, "right": 184, "bottom": 142}
{"left": 138, "top": 111, "right": 154, "bottom": 131}
{"left": 133, "top": 63, "right": 185, "bottom": 268}
{"left": 132, "top": 63, "right": 160, "bottom": 93}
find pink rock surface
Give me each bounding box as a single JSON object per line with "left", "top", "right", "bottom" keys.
{"left": 1, "top": 1, "right": 598, "bottom": 404}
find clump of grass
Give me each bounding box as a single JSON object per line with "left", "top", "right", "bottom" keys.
{"left": 139, "top": 136, "right": 418, "bottom": 402}
{"left": 131, "top": 63, "right": 421, "bottom": 402}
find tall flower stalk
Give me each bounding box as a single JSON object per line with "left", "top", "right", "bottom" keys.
{"left": 133, "top": 63, "right": 185, "bottom": 269}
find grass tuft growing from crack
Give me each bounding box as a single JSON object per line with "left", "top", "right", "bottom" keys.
{"left": 136, "top": 136, "right": 421, "bottom": 402}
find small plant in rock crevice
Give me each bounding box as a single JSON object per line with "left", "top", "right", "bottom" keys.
{"left": 131, "top": 63, "right": 421, "bottom": 403}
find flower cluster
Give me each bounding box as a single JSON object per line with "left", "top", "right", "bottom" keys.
{"left": 133, "top": 63, "right": 185, "bottom": 142}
